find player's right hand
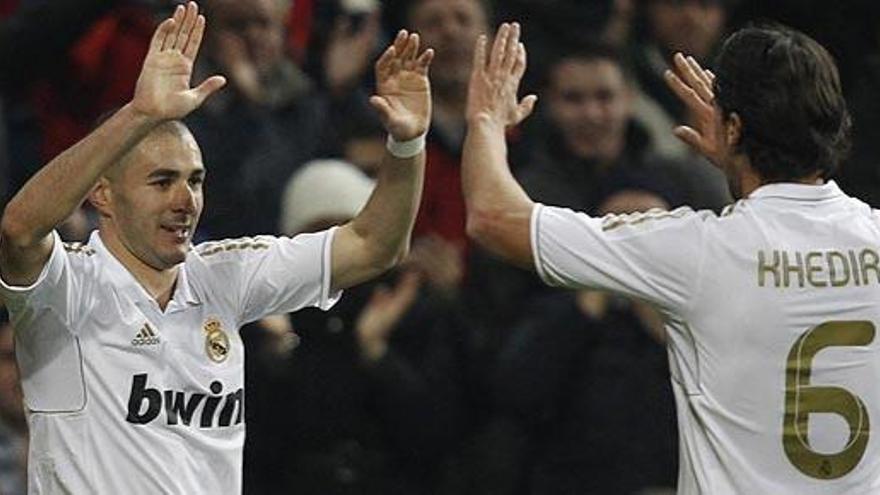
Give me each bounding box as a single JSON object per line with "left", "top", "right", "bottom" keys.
{"left": 132, "top": 1, "right": 226, "bottom": 121}
{"left": 370, "top": 30, "right": 434, "bottom": 142}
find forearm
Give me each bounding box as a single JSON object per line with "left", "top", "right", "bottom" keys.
{"left": 463, "top": 115, "right": 530, "bottom": 214}
{"left": 332, "top": 150, "right": 425, "bottom": 290}
{"left": 355, "top": 151, "right": 424, "bottom": 258}
{"left": 462, "top": 115, "right": 534, "bottom": 264}
{"left": 331, "top": 29, "right": 431, "bottom": 290}
{"left": 2, "top": 104, "right": 159, "bottom": 247}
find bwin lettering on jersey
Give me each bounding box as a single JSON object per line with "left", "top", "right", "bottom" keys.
{"left": 126, "top": 374, "right": 243, "bottom": 428}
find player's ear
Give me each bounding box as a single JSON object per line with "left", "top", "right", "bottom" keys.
{"left": 726, "top": 112, "right": 743, "bottom": 148}
{"left": 88, "top": 177, "right": 114, "bottom": 218}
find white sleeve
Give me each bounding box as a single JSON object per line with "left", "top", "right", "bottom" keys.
{"left": 233, "top": 228, "right": 340, "bottom": 325}
{"left": 0, "top": 231, "right": 82, "bottom": 329}
{"left": 0, "top": 231, "right": 87, "bottom": 412}
{"left": 531, "top": 204, "right": 708, "bottom": 312}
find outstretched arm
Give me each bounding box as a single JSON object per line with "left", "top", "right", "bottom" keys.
{"left": 330, "top": 30, "right": 434, "bottom": 291}
{"left": 462, "top": 23, "right": 537, "bottom": 268}
{"left": 0, "top": 2, "right": 225, "bottom": 286}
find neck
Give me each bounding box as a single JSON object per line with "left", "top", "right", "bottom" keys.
{"left": 432, "top": 89, "right": 469, "bottom": 147}
{"left": 98, "top": 226, "right": 179, "bottom": 310}
{"left": 737, "top": 158, "right": 826, "bottom": 198}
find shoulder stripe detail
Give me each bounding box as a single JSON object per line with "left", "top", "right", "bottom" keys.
{"left": 601, "top": 206, "right": 693, "bottom": 232}
{"left": 196, "top": 237, "right": 272, "bottom": 257}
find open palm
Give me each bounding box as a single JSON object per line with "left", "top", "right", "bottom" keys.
{"left": 370, "top": 30, "right": 434, "bottom": 142}
{"left": 132, "top": 2, "right": 226, "bottom": 120}
{"left": 467, "top": 23, "right": 537, "bottom": 128}
{"left": 664, "top": 53, "right": 727, "bottom": 168}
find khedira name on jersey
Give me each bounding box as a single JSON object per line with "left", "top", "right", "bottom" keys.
{"left": 757, "top": 248, "right": 880, "bottom": 288}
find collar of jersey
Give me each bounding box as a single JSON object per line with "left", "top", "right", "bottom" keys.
{"left": 88, "top": 231, "right": 202, "bottom": 312}
{"left": 747, "top": 180, "right": 844, "bottom": 201}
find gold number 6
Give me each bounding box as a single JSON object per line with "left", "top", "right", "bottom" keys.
{"left": 783, "top": 321, "right": 875, "bottom": 479}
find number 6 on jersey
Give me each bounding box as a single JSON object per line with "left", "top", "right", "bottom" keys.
{"left": 783, "top": 321, "right": 875, "bottom": 479}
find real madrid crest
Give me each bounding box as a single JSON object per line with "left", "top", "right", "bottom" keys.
{"left": 203, "top": 318, "right": 230, "bottom": 363}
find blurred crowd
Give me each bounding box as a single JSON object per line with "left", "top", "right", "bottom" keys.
{"left": 0, "top": 0, "right": 877, "bottom": 494}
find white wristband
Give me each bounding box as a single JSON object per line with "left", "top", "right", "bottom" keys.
{"left": 386, "top": 133, "right": 426, "bottom": 158}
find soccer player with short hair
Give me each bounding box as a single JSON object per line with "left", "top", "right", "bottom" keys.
{"left": 0, "top": 2, "right": 433, "bottom": 493}
{"left": 463, "top": 22, "right": 880, "bottom": 493}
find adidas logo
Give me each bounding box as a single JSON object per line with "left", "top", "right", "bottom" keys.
{"left": 132, "top": 324, "right": 161, "bottom": 346}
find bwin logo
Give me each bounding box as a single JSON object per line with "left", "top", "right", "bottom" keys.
{"left": 125, "top": 374, "right": 243, "bottom": 428}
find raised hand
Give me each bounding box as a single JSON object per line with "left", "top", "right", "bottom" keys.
{"left": 466, "top": 22, "right": 537, "bottom": 127}
{"left": 324, "top": 11, "right": 382, "bottom": 95}
{"left": 664, "top": 53, "right": 727, "bottom": 168}
{"left": 132, "top": 2, "right": 226, "bottom": 121}
{"left": 404, "top": 235, "right": 463, "bottom": 293}
{"left": 370, "top": 30, "right": 434, "bottom": 142}
{"left": 211, "top": 30, "right": 263, "bottom": 104}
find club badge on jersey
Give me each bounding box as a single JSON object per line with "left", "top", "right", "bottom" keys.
{"left": 203, "top": 318, "right": 230, "bottom": 363}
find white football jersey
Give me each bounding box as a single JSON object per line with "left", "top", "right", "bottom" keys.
{"left": 532, "top": 181, "right": 880, "bottom": 494}
{"left": 0, "top": 229, "right": 339, "bottom": 494}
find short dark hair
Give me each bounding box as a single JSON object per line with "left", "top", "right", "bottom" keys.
{"left": 402, "top": 0, "right": 492, "bottom": 27}
{"left": 541, "top": 40, "right": 629, "bottom": 89}
{"left": 713, "top": 24, "right": 851, "bottom": 182}
{"left": 91, "top": 110, "right": 196, "bottom": 181}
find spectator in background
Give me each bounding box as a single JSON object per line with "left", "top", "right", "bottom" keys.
{"left": 519, "top": 43, "right": 728, "bottom": 213}
{"left": 0, "top": 0, "right": 146, "bottom": 201}
{"left": 0, "top": 1, "right": 156, "bottom": 248}
{"left": 492, "top": 184, "right": 678, "bottom": 495}
{"left": 303, "top": 0, "right": 383, "bottom": 95}
{"left": 244, "top": 160, "right": 469, "bottom": 495}
{"left": 631, "top": 0, "right": 727, "bottom": 123}
{"left": 472, "top": 43, "right": 728, "bottom": 331}
{"left": 494, "top": 0, "right": 634, "bottom": 91}
{"left": 405, "top": 0, "right": 491, "bottom": 271}
{"left": 0, "top": 0, "right": 126, "bottom": 92}
{"left": 0, "top": 309, "right": 26, "bottom": 495}
{"left": 187, "top": 0, "right": 380, "bottom": 238}
{"left": 493, "top": 0, "right": 691, "bottom": 167}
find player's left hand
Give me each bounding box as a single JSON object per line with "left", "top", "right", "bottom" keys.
{"left": 370, "top": 30, "right": 434, "bottom": 142}
{"left": 466, "top": 22, "right": 537, "bottom": 128}
{"left": 664, "top": 53, "right": 727, "bottom": 168}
